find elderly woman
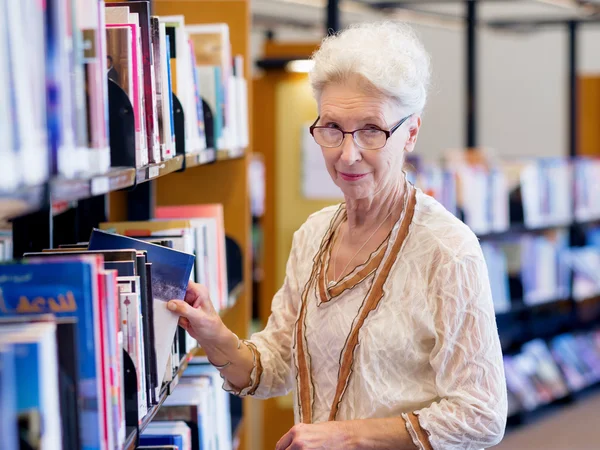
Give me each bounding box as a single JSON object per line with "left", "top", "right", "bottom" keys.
{"left": 168, "top": 21, "right": 507, "bottom": 450}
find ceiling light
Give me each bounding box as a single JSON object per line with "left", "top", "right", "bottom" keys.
{"left": 285, "top": 59, "right": 315, "bottom": 73}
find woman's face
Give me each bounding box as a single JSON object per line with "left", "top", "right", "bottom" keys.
{"left": 317, "top": 78, "right": 421, "bottom": 201}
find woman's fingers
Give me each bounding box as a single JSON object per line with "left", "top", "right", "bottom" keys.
{"left": 167, "top": 299, "right": 200, "bottom": 319}
{"left": 184, "top": 282, "right": 211, "bottom": 309}
{"left": 178, "top": 317, "right": 190, "bottom": 330}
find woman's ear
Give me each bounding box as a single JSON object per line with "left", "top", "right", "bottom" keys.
{"left": 404, "top": 115, "right": 422, "bottom": 153}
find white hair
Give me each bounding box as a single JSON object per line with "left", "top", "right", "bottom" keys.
{"left": 309, "top": 21, "right": 431, "bottom": 113}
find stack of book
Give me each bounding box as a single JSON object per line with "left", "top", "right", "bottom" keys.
{"left": 0, "top": 228, "right": 196, "bottom": 450}
{"left": 550, "top": 331, "right": 600, "bottom": 391}
{"left": 104, "top": 5, "right": 249, "bottom": 163}
{"left": 520, "top": 231, "right": 571, "bottom": 305}
{"left": 153, "top": 358, "right": 233, "bottom": 450}
{"left": 504, "top": 338, "right": 570, "bottom": 415}
{"left": 408, "top": 152, "right": 510, "bottom": 235}
{"left": 0, "top": 0, "right": 250, "bottom": 190}
{"left": 408, "top": 154, "right": 589, "bottom": 235}
{"left": 100, "top": 203, "right": 231, "bottom": 314}
{"left": 505, "top": 331, "right": 600, "bottom": 417}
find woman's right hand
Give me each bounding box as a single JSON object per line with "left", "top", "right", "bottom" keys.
{"left": 167, "top": 281, "right": 228, "bottom": 348}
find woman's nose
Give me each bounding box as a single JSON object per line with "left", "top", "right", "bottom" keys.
{"left": 339, "top": 134, "right": 361, "bottom": 164}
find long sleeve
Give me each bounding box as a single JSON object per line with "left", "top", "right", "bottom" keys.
{"left": 223, "top": 230, "right": 302, "bottom": 399}
{"left": 412, "top": 240, "right": 508, "bottom": 450}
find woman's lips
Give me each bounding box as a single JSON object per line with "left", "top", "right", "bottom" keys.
{"left": 339, "top": 172, "right": 368, "bottom": 182}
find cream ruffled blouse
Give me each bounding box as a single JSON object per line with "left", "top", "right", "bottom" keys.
{"left": 225, "top": 187, "right": 508, "bottom": 450}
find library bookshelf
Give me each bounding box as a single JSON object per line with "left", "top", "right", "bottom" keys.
{"left": 1, "top": 0, "right": 253, "bottom": 449}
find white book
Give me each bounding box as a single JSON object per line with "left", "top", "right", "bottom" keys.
{"left": 118, "top": 281, "right": 148, "bottom": 421}
{"left": 196, "top": 66, "right": 219, "bottom": 148}
{"left": 163, "top": 16, "right": 204, "bottom": 153}
{"left": 129, "top": 13, "right": 149, "bottom": 166}
{"left": 0, "top": 3, "right": 18, "bottom": 192}
{"left": 234, "top": 55, "right": 249, "bottom": 151}
{"left": 6, "top": 0, "right": 49, "bottom": 185}
{"left": 490, "top": 168, "right": 509, "bottom": 233}
{"left": 186, "top": 24, "right": 232, "bottom": 150}
{"left": 190, "top": 219, "right": 221, "bottom": 311}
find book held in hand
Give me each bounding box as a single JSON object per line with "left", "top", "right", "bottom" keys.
{"left": 88, "top": 229, "right": 194, "bottom": 385}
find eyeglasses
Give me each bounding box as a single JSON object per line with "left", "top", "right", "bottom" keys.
{"left": 309, "top": 115, "right": 412, "bottom": 150}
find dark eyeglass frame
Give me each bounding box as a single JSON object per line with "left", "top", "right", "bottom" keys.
{"left": 309, "top": 114, "right": 413, "bottom": 150}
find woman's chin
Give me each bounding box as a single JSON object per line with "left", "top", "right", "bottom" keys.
{"left": 338, "top": 185, "right": 374, "bottom": 200}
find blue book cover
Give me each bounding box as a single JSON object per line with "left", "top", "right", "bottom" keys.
{"left": 88, "top": 229, "right": 194, "bottom": 384}
{"left": 166, "top": 35, "right": 176, "bottom": 150}
{"left": 139, "top": 435, "right": 184, "bottom": 449}
{"left": 0, "top": 260, "right": 103, "bottom": 450}
{"left": 0, "top": 345, "right": 18, "bottom": 450}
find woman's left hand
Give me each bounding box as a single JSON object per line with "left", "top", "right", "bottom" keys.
{"left": 275, "top": 422, "right": 359, "bottom": 450}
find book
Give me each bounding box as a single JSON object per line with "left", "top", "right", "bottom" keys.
{"left": 118, "top": 276, "right": 148, "bottom": 421}
{"left": 46, "top": 0, "right": 80, "bottom": 178}
{"left": 106, "top": 23, "right": 148, "bottom": 167}
{"left": 102, "top": 269, "right": 125, "bottom": 448}
{"left": 142, "top": 421, "right": 192, "bottom": 450}
{"left": 88, "top": 229, "right": 194, "bottom": 384}
{"left": 196, "top": 66, "right": 222, "bottom": 151}
{"left": 4, "top": 0, "right": 49, "bottom": 186}
{"left": 165, "top": 33, "right": 176, "bottom": 156}
{"left": 156, "top": 205, "right": 229, "bottom": 310}
{"left": 0, "top": 0, "right": 19, "bottom": 192}
{"left": 481, "top": 242, "right": 511, "bottom": 314}
{"left": 0, "top": 344, "right": 18, "bottom": 450}
{"left": 107, "top": 1, "right": 161, "bottom": 163}
{"left": 0, "top": 258, "right": 107, "bottom": 450}
{"left": 135, "top": 254, "right": 157, "bottom": 406}
{"left": 0, "top": 322, "right": 63, "bottom": 450}
{"left": 160, "top": 375, "right": 214, "bottom": 450}
{"left": 76, "top": 0, "right": 111, "bottom": 174}
{"left": 161, "top": 16, "right": 204, "bottom": 153}
{"left": 185, "top": 358, "right": 232, "bottom": 450}
{"left": 186, "top": 24, "right": 231, "bottom": 150}
{"left": 150, "top": 17, "right": 173, "bottom": 160}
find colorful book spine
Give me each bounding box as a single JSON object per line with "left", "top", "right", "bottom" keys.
{"left": 165, "top": 35, "right": 176, "bottom": 156}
